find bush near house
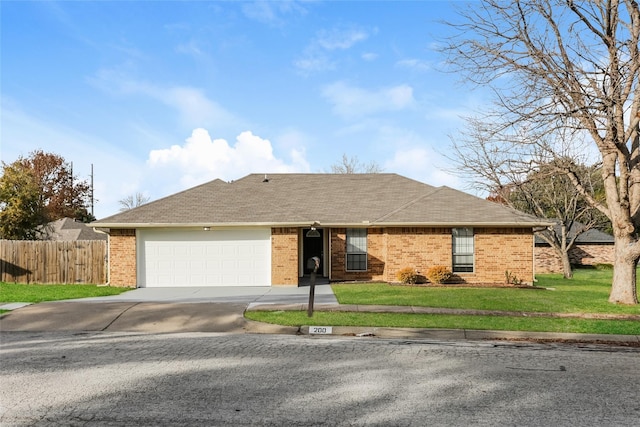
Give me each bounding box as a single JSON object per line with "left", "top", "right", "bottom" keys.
{"left": 426, "top": 265, "right": 453, "bottom": 284}
{"left": 396, "top": 267, "right": 419, "bottom": 284}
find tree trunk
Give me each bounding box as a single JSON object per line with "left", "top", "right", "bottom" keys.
{"left": 610, "top": 237, "right": 639, "bottom": 305}
{"left": 560, "top": 251, "right": 573, "bottom": 279}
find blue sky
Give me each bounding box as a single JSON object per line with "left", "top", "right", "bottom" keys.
{"left": 2, "top": 1, "right": 487, "bottom": 219}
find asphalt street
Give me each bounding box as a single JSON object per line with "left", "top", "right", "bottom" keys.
{"left": 1, "top": 331, "right": 639, "bottom": 426}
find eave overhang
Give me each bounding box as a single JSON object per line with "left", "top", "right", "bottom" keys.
{"left": 92, "top": 219, "right": 554, "bottom": 230}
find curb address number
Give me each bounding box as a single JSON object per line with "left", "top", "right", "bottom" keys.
{"left": 310, "top": 326, "right": 333, "bottom": 335}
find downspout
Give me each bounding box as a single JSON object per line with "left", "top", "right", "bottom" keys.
{"left": 327, "top": 228, "right": 332, "bottom": 280}
{"left": 106, "top": 232, "right": 110, "bottom": 285}
{"left": 532, "top": 229, "right": 536, "bottom": 283}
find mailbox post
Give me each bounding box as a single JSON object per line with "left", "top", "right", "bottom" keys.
{"left": 307, "top": 256, "right": 320, "bottom": 317}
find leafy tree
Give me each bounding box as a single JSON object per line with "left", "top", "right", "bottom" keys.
{"left": 0, "top": 151, "right": 93, "bottom": 239}
{"left": 0, "top": 162, "right": 44, "bottom": 240}
{"left": 330, "top": 154, "right": 383, "bottom": 174}
{"left": 119, "top": 192, "right": 150, "bottom": 211}
{"left": 443, "top": 0, "right": 640, "bottom": 304}
{"left": 17, "top": 150, "right": 93, "bottom": 222}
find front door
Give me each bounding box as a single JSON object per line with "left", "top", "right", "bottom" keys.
{"left": 303, "top": 228, "right": 324, "bottom": 275}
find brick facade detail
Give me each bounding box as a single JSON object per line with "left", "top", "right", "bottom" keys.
{"left": 271, "top": 227, "right": 299, "bottom": 286}
{"left": 331, "top": 227, "right": 534, "bottom": 285}
{"left": 473, "top": 228, "right": 533, "bottom": 284}
{"left": 109, "top": 229, "right": 137, "bottom": 287}
{"left": 535, "top": 244, "right": 614, "bottom": 273}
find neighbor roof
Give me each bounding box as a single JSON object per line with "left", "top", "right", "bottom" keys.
{"left": 535, "top": 222, "right": 614, "bottom": 245}
{"left": 43, "top": 217, "right": 108, "bottom": 241}
{"left": 92, "top": 173, "right": 550, "bottom": 228}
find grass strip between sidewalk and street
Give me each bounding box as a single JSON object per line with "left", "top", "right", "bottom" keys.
{"left": 244, "top": 310, "right": 640, "bottom": 335}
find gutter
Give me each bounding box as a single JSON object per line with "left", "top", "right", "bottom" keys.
{"left": 92, "top": 220, "right": 555, "bottom": 229}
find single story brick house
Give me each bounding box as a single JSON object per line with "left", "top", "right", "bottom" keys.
{"left": 535, "top": 223, "right": 614, "bottom": 273}
{"left": 92, "top": 173, "right": 550, "bottom": 288}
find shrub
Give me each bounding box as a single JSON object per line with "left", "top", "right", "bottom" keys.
{"left": 505, "top": 270, "right": 523, "bottom": 285}
{"left": 396, "top": 267, "right": 419, "bottom": 284}
{"left": 426, "top": 265, "right": 452, "bottom": 284}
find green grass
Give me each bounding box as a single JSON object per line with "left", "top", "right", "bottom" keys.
{"left": 0, "top": 282, "right": 131, "bottom": 303}
{"left": 246, "top": 268, "right": 640, "bottom": 335}
{"left": 244, "top": 311, "right": 640, "bottom": 335}
{"left": 331, "top": 269, "right": 640, "bottom": 315}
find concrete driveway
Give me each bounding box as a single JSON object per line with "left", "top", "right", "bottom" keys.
{"left": 0, "top": 285, "right": 337, "bottom": 333}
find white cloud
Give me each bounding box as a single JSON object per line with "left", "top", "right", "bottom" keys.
{"left": 295, "top": 25, "right": 372, "bottom": 73}
{"left": 175, "top": 39, "right": 204, "bottom": 57}
{"left": 384, "top": 147, "right": 461, "bottom": 188}
{"left": 160, "top": 86, "right": 237, "bottom": 129}
{"left": 396, "top": 58, "right": 431, "bottom": 72}
{"left": 322, "top": 81, "right": 415, "bottom": 119}
{"left": 242, "top": 1, "right": 308, "bottom": 26}
{"left": 147, "top": 128, "right": 310, "bottom": 190}
{"left": 293, "top": 55, "right": 335, "bottom": 72}
{"left": 315, "top": 28, "right": 369, "bottom": 51}
{"left": 361, "top": 52, "right": 378, "bottom": 61}
{"left": 90, "top": 69, "right": 239, "bottom": 130}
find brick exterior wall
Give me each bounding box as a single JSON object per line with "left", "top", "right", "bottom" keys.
{"left": 109, "top": 229, "right": 137, "bottom": 287}
{"left": 271, "top": 227, "right": 298, "bottom": 286}
{"left": 330, "top": 227, "right": 534, "bottom": 284}
{"left": 106, "top": 226, "right": 536, "bottom": 287}
{"left": 473, "top": 228, "right": 533, "bottom": 284}
{"left": 383, "top": 228, "right": 451, "bottom": 282}
{"left": 535, "top": 244, "right": 614, "bottom": 273}
{"left": 331, "top": 228, "right": 387, "bottom": 281}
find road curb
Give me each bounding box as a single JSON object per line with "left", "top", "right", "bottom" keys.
{"left": 295, "top": 325, "right": 640, "bottom": 344}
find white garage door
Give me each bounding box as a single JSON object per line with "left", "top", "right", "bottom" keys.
{"left": 138, "top": 228, "right": 271, "bottom": 287}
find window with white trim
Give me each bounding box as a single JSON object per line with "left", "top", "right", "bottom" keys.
{"left": 346, "top": 228, "right": 367, "bottom": 271}
{"left": 452, "top": 228, "right": 474, "bottom": 273}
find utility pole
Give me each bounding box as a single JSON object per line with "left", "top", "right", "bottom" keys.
{"left": 90, "top": 164, "right": 94, "bottom": 217}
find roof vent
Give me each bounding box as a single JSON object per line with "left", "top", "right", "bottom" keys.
{"left": 263, "top": 174, "right": 269, "bottom": 183}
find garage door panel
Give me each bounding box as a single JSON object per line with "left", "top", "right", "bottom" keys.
{"left": 139, "top": 228, "right": 271, "bottom": 287}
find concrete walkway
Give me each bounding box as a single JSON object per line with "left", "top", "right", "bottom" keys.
{"left": 62, "top": 284, "right": 339, "bottom": 304}
{"left": 1, "top": 285, "right": 638, "bottom": 344}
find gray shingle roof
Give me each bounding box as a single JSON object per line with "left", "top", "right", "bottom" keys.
{"left": 535, "top": 222, "right": 614, "bottom": 245}
{"left": 44, "top": 217, "right": 108, "bottom": 241}
{"left": 92, "top": 173, "right": 550, "bottom": 228}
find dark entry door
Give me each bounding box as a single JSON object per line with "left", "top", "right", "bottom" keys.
{"left": 303, "top": 228, "right": 324, "bottom": 275}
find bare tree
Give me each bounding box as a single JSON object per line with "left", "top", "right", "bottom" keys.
{"left": 451, "top": 119, "right": 610, "bottom": 279}
{"left": 443, "top": 0, "right": 640, "bottom": 304}
{"left": 330, "top": 154, "right": 383, "bottom": 174}
{"left": 509, "top": 163, "right": 606, "bottom": 279}
{"left": 118, "top": 192, "right": 150, "bottom": 211}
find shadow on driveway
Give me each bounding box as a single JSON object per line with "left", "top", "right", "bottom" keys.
{"left": 0, "top": 286, "right": 336, "bottom": 333}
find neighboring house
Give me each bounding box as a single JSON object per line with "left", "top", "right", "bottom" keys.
{"left": 535, "top": 223, "right": 614, "bottom": 273}
{"left": 91, "top": 173, "right": 550, "bottom": 288}
{"left": 41, "top": 217, "right": 108, "bottom": 241}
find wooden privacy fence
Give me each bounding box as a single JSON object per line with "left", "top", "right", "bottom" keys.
{"left": 0, "top": 240, "right": 107, "bottom": 284}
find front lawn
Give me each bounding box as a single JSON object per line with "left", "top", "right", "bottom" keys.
{"left": 331, "top": 268, "right": 640, "bottom": 315}
{"left": 245, "top": 268, "right": 640, "bottom": 335}
{"left": 0, "top": 282, "right": 131, "bottom": 303}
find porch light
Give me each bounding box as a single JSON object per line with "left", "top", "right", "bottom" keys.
{"left": 203, "top": 227, "right": 211, "bottom": 231}
{"left": 306, "top": 227, "right": 320, "bottom": 238}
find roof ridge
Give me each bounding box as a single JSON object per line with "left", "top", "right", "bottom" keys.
{"left": 372, "top": 186, "right": 442, "bottom": 224}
